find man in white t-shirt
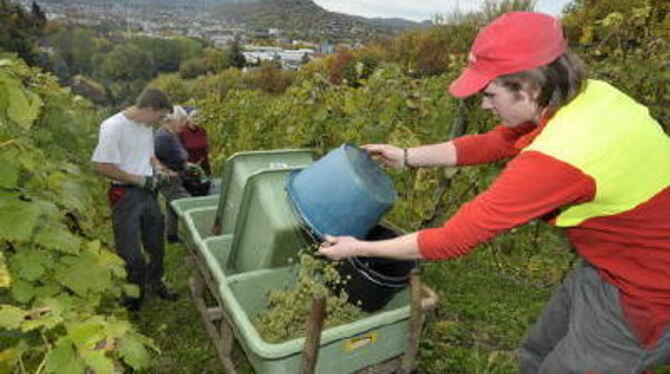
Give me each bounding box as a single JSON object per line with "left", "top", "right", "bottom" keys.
{"left": 92, "top": 88, "right": 178, "bottom": 311}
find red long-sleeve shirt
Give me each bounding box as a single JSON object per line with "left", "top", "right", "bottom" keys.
{"left": 417, "top": 123, "right": 670, "bottom": 346}
{"left": 178, "top": 126, "right": 211, "bottom": 175}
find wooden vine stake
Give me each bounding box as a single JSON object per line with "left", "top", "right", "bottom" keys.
{"left": 299, "top": 294, "right": 327, "bottom": 374}
{"left": 401, "top": 268, "right": 423, "bottom": 373}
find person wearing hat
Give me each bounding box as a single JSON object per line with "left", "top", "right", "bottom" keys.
{"left": 318, "top": 12, "right": 670, "bottom": 372}
{"left": 154, "top": 105, "right": 193, "bottom": 243}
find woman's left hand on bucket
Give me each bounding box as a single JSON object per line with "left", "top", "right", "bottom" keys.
{"left": 361, "top": 144, "right": 404, "bottom": 169}
{"left": 319, "top": 235, "right": 362, "bottom": 260}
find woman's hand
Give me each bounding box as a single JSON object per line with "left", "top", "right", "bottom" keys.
{"left": 320, "top": 233, "right": 422, "bottom": 261}
{"left": 318, "top": 235, "right": 364, "bottom": 260}
{"left": 361, "top": 144, "right": 405, "bottom": 169}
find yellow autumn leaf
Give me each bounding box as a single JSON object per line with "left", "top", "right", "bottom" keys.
{"left": 0, "top": 252, "right": 10, "bottom": 288}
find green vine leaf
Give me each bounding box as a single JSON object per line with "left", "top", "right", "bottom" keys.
{"left": 0, "top": 305, "right": 27, "bottom": 329}
{"left": 33, "top": 284, "right": 61, "bottom": 299}
{"left": 103, "top": 319, "right": 131, "bottom": 340}
{"left": 118, "top": 334, "right": 152, "bottom": 370}
{"left": 54, "top": 255, "right": 112, "bottom": 297}
{"left": 0, "top": 252, "right": 9, "bottom": 288}
{"left": 16, "top": 145, "right": 39, "bottom": 171}
{"left": 0, "top": 197, "right": 42, "bottom": 242}
{"left": 122, "top": 284, "right": 140, "bottom": 298}
{"left": 59, "top": 180, "right": 89, "bottom": 212}
{"left": 35, "top": 223, "right": 81, "bottom": 254}
{"left": 0, "top": 348, "right": 21, "bottom": 374}
{"left": 80, "top": 349, "right": 115, "bottom": 374}
{"left": 10, "top": 278, "right": 35, "bottom": 303}
{"left": 66, "top": 317, "right": 106, "bottom": 349}
{"left": 21, "top": 312, "right": 63, "bottom": 332}
{"left": 45, "top": 339, "right": 85, "bottom": 374}
{"left": 92, "top": 244, "right": 125, "bottom": 278}
{"left": 10, "top": 249, "right": 47, "bottom": 281}
{"left": 600, "top": 12, "right": 624, "bottom": 28}
{"left": 46, "top": 172, "right": 89, "bottom": 212}
{"left": 0, "top": 151, "right": 19, "bottom": 189}
{"left": 0, "top": 72, "right": 42, "bottom": 130}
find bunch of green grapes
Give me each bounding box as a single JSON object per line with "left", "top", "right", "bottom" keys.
{"left": 255, "top": 251, "right": 364, "bottom": 343}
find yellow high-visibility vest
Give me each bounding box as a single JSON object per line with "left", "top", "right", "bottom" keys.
{"left": 523, "top": 80, "right": 670, "bottom": 227}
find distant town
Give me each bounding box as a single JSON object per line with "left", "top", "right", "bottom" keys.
{"left": 16, "top": 0, "right": 375, "bottom": 70}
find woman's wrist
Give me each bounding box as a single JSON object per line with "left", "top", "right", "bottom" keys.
{"left": 403, "top": 148, "right": 410, "bottom": 168}
{"left": 355, "top": 239, "right": 372, "bottom": 257}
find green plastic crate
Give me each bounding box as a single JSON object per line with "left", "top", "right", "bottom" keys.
{"left": 185, "top": 167, "right": 310, "bottom": 284}
{"left": 196, "top": 235, "right": 234, "bottom": 287}
{"left": 179, "top": 206, "right": 218, "bottom": 254}
{"left": 215, "top": 149, "right": 317, "bottom": 236}
{"left": 172, "top": 195, "right": 219, "bottom": 250}
{"left": 220, "top": 266, "right": 411, "bottom": 374}
{"left": 225, "top": 168, "right": 313, "bottom": 274}
{"left": 172, "top": 194, "right": 219, "bottom": 219}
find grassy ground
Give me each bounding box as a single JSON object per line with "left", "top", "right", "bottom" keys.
{"left": 131, "top": 242, "right": 221, "bottom": 373}
{"left": 132, "top": 242, "right": 255, "bottom": 373}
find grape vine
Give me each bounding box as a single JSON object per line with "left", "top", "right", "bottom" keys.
{"left": 0, "top": 56, "right": 154, "bottom": 373}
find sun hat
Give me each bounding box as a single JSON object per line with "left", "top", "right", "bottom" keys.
{"left": 182, "top": 105, "right": 199, "bottom": 118}
{"left": 164, "top": 105, "right": 188, "bottom": 122}
{"left": 449, "top": 11, "right": 568, "bottom": 98}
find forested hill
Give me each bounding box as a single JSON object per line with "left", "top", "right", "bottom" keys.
{"left": 214, "top": 0, "right": 422, "bottom": 38}
{"left": 37, "top": 0, "right": 424, "bottom": 39}
{"left": 220, "top": 0, "right": 423, "bottom": 39}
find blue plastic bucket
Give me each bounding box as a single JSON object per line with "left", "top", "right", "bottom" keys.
{"left": 286, "top": 143, "right": 396, "bottom": 239}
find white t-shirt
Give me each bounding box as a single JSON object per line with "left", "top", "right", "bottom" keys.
{"left": 91, "top": 112, "right": 154, "bottom": 177}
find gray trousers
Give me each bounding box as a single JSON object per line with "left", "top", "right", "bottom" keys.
{"left": 519, "top": 265, "right": 670, "bottom": 373}
{"left": 160, "top": 176, "right": 190, "bottom": 238}
{"left": 111, "top": 187, "right": 165, "bottom": 290}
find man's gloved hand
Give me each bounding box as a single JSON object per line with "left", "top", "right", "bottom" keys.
{"left": 137, "top": 175, "right": 157, "bottom": 191}
{"left": 186, "top": 162, "right": 205, "bottom": 177}
{"left": 154, "top": 169, "right": 171, "bottom": 188}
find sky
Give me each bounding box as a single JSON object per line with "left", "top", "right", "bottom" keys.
{"left": 312, "top": 0, "right": 573, "bottom": 22}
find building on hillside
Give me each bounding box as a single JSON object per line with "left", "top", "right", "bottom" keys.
{"left": 318, "top": 42, "right": 335, "bottom": 55}
{"left": 243, "top": 47, "right": 315, "bottom": 70}
{"left": 293, "top": 40, "right": 319, "bottom": 49}
{"left": 187, "top": 29, "right": 202, "bottom": 38}
{"left": 210, "top": 34, "right": 236, "bottom": 47}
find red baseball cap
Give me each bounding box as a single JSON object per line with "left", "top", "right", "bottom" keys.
{"left": 449, "top": 12, "right": 568, "bottom": 98}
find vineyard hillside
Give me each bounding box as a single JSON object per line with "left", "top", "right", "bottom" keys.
{"left": 1, "top": 0, "right": 668, "bottom": 372}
